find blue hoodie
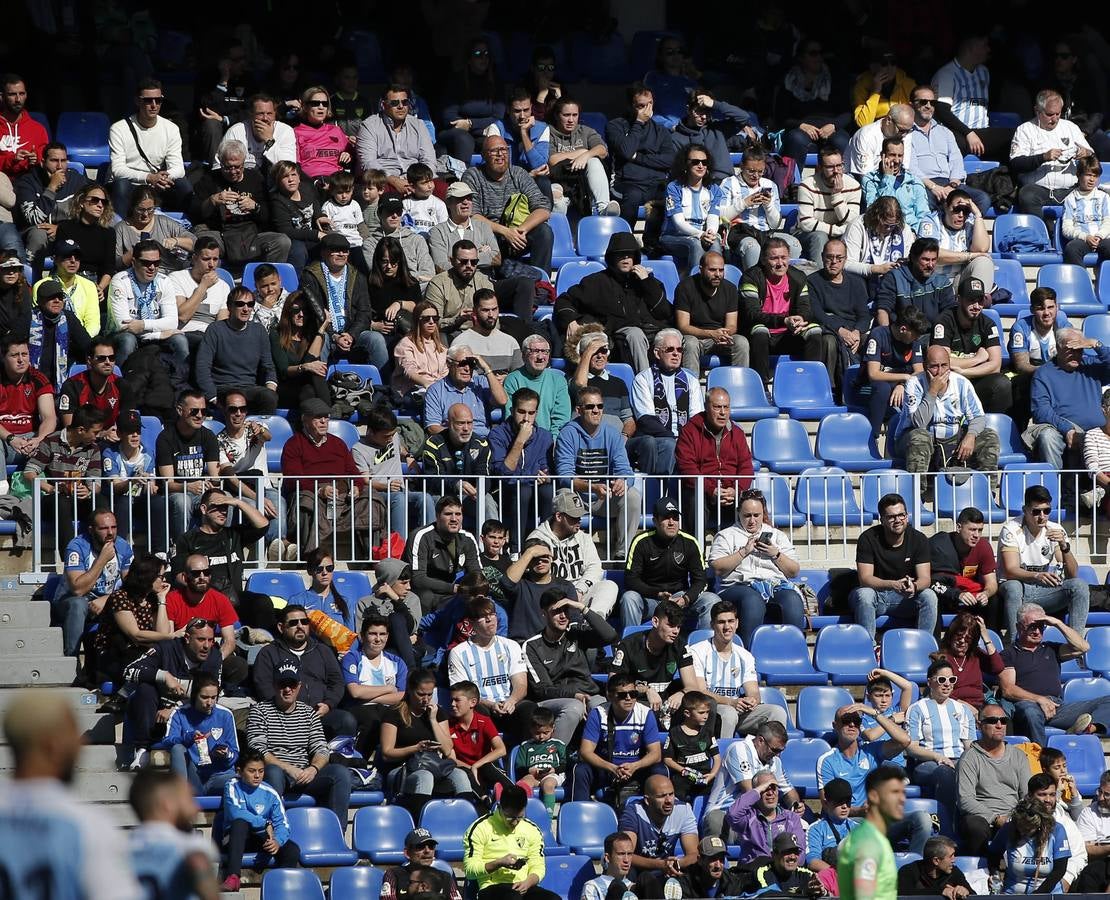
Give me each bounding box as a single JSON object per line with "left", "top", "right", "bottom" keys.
{"left": 488, "top": 419, "right": 554, "bottom": 480}
{"left": 155, "top": 703, "right": 239, "bottom": 781}
{"left": 554, "top": 418, "right": 634, "bottom": 483}
{"left": 222, "top": 777, "right": 290, "bottom": 846}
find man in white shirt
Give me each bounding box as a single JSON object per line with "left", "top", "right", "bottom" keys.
{"left": 108, "top": 238, "right": 188, "bottom": 369}
{"left": 108, "top": 78, "right": 191, "bottom": 212}
{"left": 631, "top": 328, "right": 705, "bottom": 476}
{"left": 216, "top": 94, "right": 296, "bottom": 175}
{"left": 846, "top": 105, "right": 914, "bottom": 178}
{"left": 1076, "top": 771, "right": 1110, "bottom": 891}
{"left": 166, "top": 235, "right": 230, "bottom": 354}
{"left": 1010, "top": 89, "right": 1094, "bottom": 214}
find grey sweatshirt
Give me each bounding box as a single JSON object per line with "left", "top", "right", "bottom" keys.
{"left": 195, "top": 319, "right": 277, "bottom": 400}
{"left": 956, "top": 740, "right": 1032, "bottom": 820}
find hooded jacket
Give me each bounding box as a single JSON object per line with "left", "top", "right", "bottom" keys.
{"left": 522, "top": 608, "right": 617, "bottom": 699}
{"left": 670, "top": 99, "right": 751, "bottom": 183}
{"left": 300, "top": 261, "right": 372, "bottom": 339}
{"left": 253, "top": 636, "right": 346, "bottom": 709}
{"left": 14, "top": 164, "right": 89, "bottom": 228}
{"left": 528, "top": 517, "right": 604, "bottom": 596}
{"left": 675, "top": 412, "right": 755, "bottom": 496}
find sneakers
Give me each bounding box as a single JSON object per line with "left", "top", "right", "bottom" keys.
{"left": 602, "top": 200, "right": 621, "bottom": 216}
{"left": 663, "top": 878, "right": 683, "bottom": 900}
{"left": 1069, "top": 713, "right": 1094, "bottom": 734}
{"left": 220, "top": 874, "right": 241, "bottom": 892}
{"left": 283, "top": 540, "right": 300, "bottom": 562}
{"left": 1080, "top": 486, "right": 1105, "bottom": 509}
{"left": 266, "top": 540, "right": 282, "bottom": 562}
{"left": 127, "top": 747, "right": 149, "bottom": 771}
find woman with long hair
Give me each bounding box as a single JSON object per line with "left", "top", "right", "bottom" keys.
{"left": 54, "top": 183, "right": 116, "bottom": 298}
{"left": 294, "top": 86, "right": 353, "bottom": 180}
{"left": 289, "top": 547, "right": 353, "bottom": 631}
{"left": 843, "top": 196, "right": 915, "bottom": 280}
{"left": 934, "top": 612, "right": 1003, "bottom": 710}
{"left": 270, "top": 289, "right": 331, "bottom": 411}
{"left": 905, "top": 658, "right": 974, "bottom": 813}
{"left": 391, "top": 299, "right": 448, "bottom": 395}
{"left": 367, "top": 236, "right": 420, "bottom": 369}
{"left": 269, "top": 159, "right": 327, "bottom": 272}
{"left": 93, "top": 553, "right": 173, "bottom": 690}
{"left": 659, "top": 142, "right": 724, "bottom": 271}
{"left": 0, "top": 249, "right": 31, "bottom": 337}
{"left": 114, "top": 185, "right": 195, "bottom": 270}
{"left": 989, "top": 797, "right": 1070, "bottom": 894}
{"left": 523, "top": 46, "right": 562, "bottom": 121}
{"left": 437, "top": 37, "right": 503, "bottom": 164}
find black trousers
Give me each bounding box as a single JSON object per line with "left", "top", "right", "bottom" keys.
{"left": 224, "top": 819, "right": 300, "bottom": 877}
{"left": 479, "top": 885, "right": 560, "bottom": 900}
{"left": 958, "top": 813, "right": 995, "bottom": 857}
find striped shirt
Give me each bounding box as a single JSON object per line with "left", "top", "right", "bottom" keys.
{"left": 706, "top": 734, "right": 794, "bottom": 812}
{"left": 1062, "top": 188, "right": 1110, "bottom": 240}
{"left": 906, "top": 697, "right": 974, "bottom": 759}
{"left": 246, "top": 700, "right": 328, "bottom": 767}
{"left": 917, "top": 211, "right": 976, "bottom": 278}
{"left": 582, "top": 702, "right": 661, "bottom": 764}
{"left": 447, "top": 635, "right": 525, "bottom": 703}
{"left": 1008, "top": 311, "right": 1070, "bottom": 363}
{"left": 689, "top": 639, "right": 757, "bottom": 698}
{"left": 895, "top": 368, "right": 984, "bottom": 441}
{"left": 663, "top": 181, "right": 723, "bottom": 236}
{"left": 341, "top": 647, "right": 408, "bottom": 692}
{"left": 796, "top": 173, "right": 862, "bottom": 237}
{"left": 719, "top": 175, "right": 782, "bottom": 230}
{"left": 933, "top": 60, "right": 990, "bottom": 130}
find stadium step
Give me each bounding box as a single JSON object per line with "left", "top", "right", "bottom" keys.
{"left": 0, "top": 654, "right": 77, "bottom": 687}
{"left": 0, "top": 626, "right": 63, "bottom": 656}
{"left": 0, "top": 599, "right": 50, "bottom": 628}
{"left": 0, "top": 742, "right": 120, "bottom": 771}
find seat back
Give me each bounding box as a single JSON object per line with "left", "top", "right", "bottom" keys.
{"left": 260, "top": 869, "right": 325, "bottom": 900}
{"left": 548, "top": 212, "right": 579, "bottom": 265}
{"left": 993, "top": 258, "right": 1028, "bottom": 302}
{"left": 814, "top": 624, "right": 876, "bottom": 681}
{"left": 418, "top": 798, "right": 478, "bottom": 857}
{"left": 330, "top": 361, "right": 384, "bottom": 386}
{"left": 752, "top": 418, "right": 816, "bottom": 469}
{"left": 330, "top": 867, "right": 384, "bottom": 900}
{"left": 606, "top": 362, "right": 635, "bottom": 396}
{"left": 557, "top": 801, "right": 619, "bottom": 852}
{"left": 815, "top": 413, "right": 882, "bottom": 464}
{"left": 751, "top": 625, "right": 813, "bottom": 672}
{"left": 796, "top": 686, "right": 854, "bottom": 737}
{"left": 352, "top": 805, "right": 414, "bottom": 861}
{"left": 793, "top": 466, "right": 863, "bottom": 522}
{"left": 541, "top": 855, "right": 596, "bottom": 895}
{"left": 328, "top": 419, "right": 360, "bottom": 449}
{"left": 880, "top": 629, "right": 939, "bottom": 681}
{"left": 643, "top": 259, "right": 680, "bottom": 300}
{"left": 1037, "top": 263, "right": 1101, "bottom": 309}
{"left": 1082, "top": 627, "right": 1110, "bottom": 675}
{"left": 1083, "top": 314, "right": 1110, "bottom": 346}
{"left": 576, "top": 216, "right": 632, "bottom": 260}
{"left": 779, "top": 737, "right": 831, "bottom": 795}
{"left": 286, "top": 806, "right": 349, "bottom": 855}
{"left": 246, "top": 571, "right": 306, "bottom": 600}
{"left": 1000, "top": 465, "right": 1063, "bottom": 516}
{"left": 705, "top": 366, "right": 775, "bottom": 418}
{"left": 993, "top": 214, "right": 1052, "bottom": 254}
{"left": 982, "top": 413, "right": 1027, "bottom": 462}
{"left": 556, "top": 260, "right": 605, "bottom": 293}
{"left": 333, "top": 570, "right": 373, "bottom": 600}
{"left": 773, "top": 360, "right": 838, "bottom": 410}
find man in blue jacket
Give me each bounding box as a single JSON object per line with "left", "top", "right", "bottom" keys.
{"left": 672, "top": 90, "right": 757, "bottom": 184}
{"left": 489, "top": 387, "right": 553, "bottom": 551}
{"left": 874, "top": 237, "right": 956, "bottom": 328}
{"left": 606, "top": 85, "right": 674, "bottom": 233}
{"left": 485, "top": 88, "right": 551, "bottom": 202}
{"left": 555, "top": 385, "right": 641, "bottom": 558}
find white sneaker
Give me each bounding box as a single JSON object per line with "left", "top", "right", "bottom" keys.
{"left": 128, "top": 748, "right": 149, "bottom": 771}
{"left": 1069, "top": 713, "right": 1093, "bottom": 734}
{"left": 553, "top": 197, "right": 570, "bottom": 216}
{"left": 663, "top": 878, "right": 683, "bottom": 900}
{"left": 266, "top": 540, "right": 282, "bottom": 562}
{"left": 603, "top": 200, "right": 621, "bottom": 216}
{"left": 283, "top": 541, "right": 300, "bottom": 562}
{"left": 1080, "top": 487, "right": 1105, "bottom": 509}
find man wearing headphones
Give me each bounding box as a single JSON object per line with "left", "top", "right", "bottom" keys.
{"left": 356, "top": 84, "right": 437, "bottom": 196}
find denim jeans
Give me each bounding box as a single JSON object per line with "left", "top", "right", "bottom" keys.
{"left": 1012, "top": 696, "right": 1110, "bottom": 746}
{"left": 264, "top": 762, "right": 352, "bottom": 826}
{"left": 850, "top": 586, "right": 938, "bottom": 640}
{"left": 50, "top": 590, "right": 90, "bottom": 657}
{"left": 169, "top": 743, "right": 236, "bottom": 796}
{"left": 619, "top": 590, "right": 721, "bottom": 632}
{"left": 910, "top": 758, "right": 958, "bottom": 812}
{"left": 1000, "top": 577, "right": 1089, "bottom": 641}
{"left": 887, "top": 809, "right": 933, "bottom": 855}
{"left": 721, "top": 582, "right": 807, "bottom": 649}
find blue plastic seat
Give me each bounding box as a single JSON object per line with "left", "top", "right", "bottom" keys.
{"left": 861, "top": 469, "right": 935, "bottom": 527}
{"left": 643, "top": 259, "right": 680, "bottom": 300}
{"left": 815, "top": 624, "right": 877, "bottom": 685}
{"left": 260, "top": 869, "right": 325, "bottom": 900}
{"left": 1084, "top": 314, "right": 1110, "bottom": 347}
{"left": 1062, "top": 676, "right": 1110, "bottom": 704}
{"left": 760, "top": 685, "right": 803, "bottom": 740}
{"left": 603, "top": 362, "right": 635, "bottom": 397}
{"left": 329, "top": 867, "right": 384, "bottom": 900}
{"left": 990, "top": 258, "right": 1031, "bottom": 315}
{"left": 706, "top": 367, "right": 778, "bottom": 421}
{"left": 286, "top": 807, "right": 358, "bottom": 866}
{"left": 250, "top": 415, "right": 294, "bottom": 471}
{"left": 216, "top": 268, "right": 236, "bottom": 290}
{"left": 246, "top": 571, "right": 306, "bottom": 599}
{"left": 1097, "top": 261, "right": 1110, "bottom": 306}
{"left": 903, "top": 797, "right": 954, "bottom": 838}
{"left": 526, "top": 797, "right": 569, "bottom": 855}
{"left": 541, "top": 855, "right": 595, "bottom": 895}
{"left": 56, "top": 112, "right": 111, "bottom": 167}
{"left": 576, "top": 216, "right": 632, "bottom": 261}
{"left": 750, "top": 625, "right": 825, "bottom": 685}
{"left": 1037, "top": 264, "right": 1106, "bottom": 316}
{"left": 895, "top": 853, "right": 924, "bottom": 869}
{"left": 1042, "top": 626, "right": 1092, "bottom": 682}
{"left": 1000, "top": 464, "right": 1065, "bottom": 519}
{"left": 816, "top": 413, "right": 893, "bottom": 472}
{"left": 556, "top": 260, "right": 604, "bottom": 293}
{"left": 993, "top": 214, "right": 1061, "bottom": 266}
{"left": 793, "top": 466, "right": 869, "bottom": 528}
{"left": 332, "top": 570, "right": 373, "bottom": 600}
{"left": 980, "top": 307, "right": 1009, "bottom": 363}
{"left": 773, "top": 360, "right": 846, "bottom": 420}
{"left": 935, "top": 472, "right": 1007, "bottom": 523}
{"left": 750, "top": 474, "right": 807, "bottom": 529}
{"left": 983, "top": 413, "right": 1028, "bottom": 467}
{"left": 1083, "top": 628, "right": 1110, "bottom": 676}
{"left": 418, "top": 798, "right": 477, "bottom": 860}
{"left": 779, "top": 738, "right": 831, "bottom": 798}
{"left": 796, "top": 686, "right": 853, "bottom": 739}
{"left": 557, "top": 800, "right": 619, "bottom": 857}
{"left": 548, "top": 212, "right": 581, "bottom": 267}
{"left": 752, "top": 418, "right": 820, "bottom": 474}
{"left": 328, "top": 419, "right": 360, "bottom": 449}
{"left": 242, "top": 262, "right": 299, "bottom": 292}
{"left": 881, "top": 629, "right": 939, "bottom": 683}
{"left": 1047, "top": 734, "right": 1103, "bottom": 794}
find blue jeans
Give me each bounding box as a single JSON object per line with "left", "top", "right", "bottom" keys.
{"left": 1012, "top": 696, "right": 1110, "bottom": 746}
{"left": 721, "top": 582, "right": 806, "bottom": 649}
{"left": 263, "top": 762, "right": 352, "bottom": 826}
{"left": 114, "top": 330, "right": 190, "bottom": 370}
{"left": 850, "top": 587, "right": 938, "bottom": 640}
{"left": 911, "top": 759, "right": 958, "bottom": 812}
{"left": 169, "top": 743, "right": 236, "bottom": 795}
{"left": 658, "top": 234, "right": 721, "bottom": 272}
{"left": 887, "top": 809, "right": 933, "bottom": 856}
{"left": 1000, "top": 577, "right": 1089, "bottom": 640}
{"left": 626, "top": 436, "right": 676, "bottom": 475}
{"left": 355, "top": 329, "right": 389, "bottom": 369}
{"left": 1031, "top": 422, "right": 1078, "bottom": 471}
{"left": 50, "top": 590, "right": 89, "bottom": 657}
{"left": 619, "top": 590, "right": 721, "bottom": 632}
{"left": 264, "top": 487, "right": 286, "bottom": 544}
{"left": 0, "top": 222, "right": 25, "bottom": 261}
{"left": 384, "top": 487, "right": 436, "bottom": 535}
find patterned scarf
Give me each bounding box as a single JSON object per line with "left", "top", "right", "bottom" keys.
{"left": 652, "top": 367, "right": 691, "bottom": 436}
{"left": 325, "top": 266, "right": 348, "bottom": 333}
{"left": 29, "top": 307, "right": 68, "bottom": 386}
{"left": 128, "top": 270, "right": 160, "bottom": 321}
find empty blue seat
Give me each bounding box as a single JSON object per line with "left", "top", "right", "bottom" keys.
{"left": 56, "top": 112, "right": 111, "bottom": 167}
{"left": 796, "top": 686, "right": 853, "bottom": 739}
{"left": 773, "top": 360, "right": 846, "bottom": 420}
{"left": 576, "top": 216, "right": 632, "bottom": 261}
{"left": 1083, "top": 628, "right": 1110, "bottom": 676}
{"left": 814, "top": 625, "right": 876, "bottom": 685}
{"left": 643, "top": 259, "right": 680, "bottom": 300}
{"left": 751, "top": 625, "right": 825, "bottom": 685}
{"left": 556, "top": 260, "right": 604, "bottom": 293}
{"left": 935, "top": 472, "right": 1007, "bottom": 523}
{"left": 760, "top": 685, "right": 803, "bottom": 740}
{"left": 252, "top": 415, "right": 294, "bottom": 471}
{"left": 526, "top": 798, "right": 569, "bottom": 855}
{"left": 328, "top": 419, "right": 360, "bottom": 449}
{"left": 990, "top": 258, "right": 1030, "bottom": 315}
{"left": 1084, "top": 314, "right": 1110, "bottom": 347}
{"left": 541, "top": 855, "right": 595, "bottom": 895}
{"left": 1037, "top": 264, "right": 1105, "bottom": 316}
{"left": 286, "top": 807, "right": 358, "bottom": 866}
{"left": 557, "top": 800, "right": 619, "bottom": 857}
{"left": 983, "top": 413, "right": 1028, "bottom": 467}
{"left": 779, "top": 738, "right": 831, "bottom": 798}
{"left": 752, "top": 418, "right": 820, "bottom": 474}
{"left": 993, "top": 214, "right": 1060, "bottom": 266}
{"left": 881, "top": 629, "right": 939, "bottom": 683}
{"left": 242, "top": 262, "right": 299, "bottom": 292}
{"left": 1047, "top": 734, "right": 1104, "bottom": 794}
{"left": 260, "top": 869, "right": 325, "bottom": 900}
{"left": 750, "top": 474, "right": 807, "bottom": 529}
{"left": 329, "top": 867, "right": 384, "bottom": 900}
{"left": 1000, "top": 465, "right": 1065, "bottom": 518}
{"left": 1062, "top": 676, "right": 1110, "bottom": 704}
{"left": 549, "top": 212, "right": 581, "bottom": 267}
{"left": 816, "top": 413, "right": 893, "bottom": 472}
{"left": 861, "top": 469, "right": 935, "bottom": 527}
{"left": 793, "top": 466, "right": 869, "bottom": 528}
{"left": 706, "top": 367, "right": 778, "bottom": 421}
{"left": 247, "top": 571, "right": 306, "bottom": 599}
{"left": 1097, "top": 261, "right": 1110, "bottom": 306}
{"left": 418, "top": 798, "right": 478, "bottom": 860}
{"left": 332, "top": 570, "right": 373, "bottom": 600}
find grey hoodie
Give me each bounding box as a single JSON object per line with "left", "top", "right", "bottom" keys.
{"left": 361, "top": 224, "right": 433, "bottom": 281}
{"left": 956, "top": 740, "right": 1032, "bottom": 821}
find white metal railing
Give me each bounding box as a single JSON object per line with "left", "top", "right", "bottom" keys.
{"left": 19, "top": 469, "right": 1103, "bottom": 580}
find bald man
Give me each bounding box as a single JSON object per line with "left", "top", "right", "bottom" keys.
{"left": 619, "top": 774, "right": 700, "bottom": 877}
{"left": 674, "top": 251, "right": 748, "bottom": 376}
{"left": 420, "top": 402, "right": 499, "bottom": 525}
{"left": 0, "top": 690, "right": 142, "bottom": 898}
{"left": 892, "top": 344, "right": 1000, "bottom": 477}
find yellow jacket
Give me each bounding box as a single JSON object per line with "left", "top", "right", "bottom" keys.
{"left": 33, "top": 274, "right": 101, "bottom": 338}
{"left": 852, "top": 70, "right": 916, "bottom": 127}
{"left": 463, "top": 810, "right": 546, "bottom": 890}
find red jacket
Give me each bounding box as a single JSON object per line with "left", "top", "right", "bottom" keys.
{"left": 0, "top": 111, "right": 49, "bottom": 177}
{"left": 280, "top": 432, "right": 366, "bottom": 494}
{"left": 675, "top": 412, "right": 754, "bottom": 496}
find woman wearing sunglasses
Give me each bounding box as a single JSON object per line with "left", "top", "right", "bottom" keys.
{"left": 935, "top": 612, "right": 1003, "bottom": 711}
{"left": 391, "top": 299, "right": 448, "bottom": 398}
{"left": 289, "top": 547, "right": 355, "bottom": 632}
{"left": 294, "top": 86, "right": 353, "bottom": 180}
{"left": 905, "top": 657, "right": 975, "bottom": 815}
{"left": 54, "top": 183, "right": 115, "bottom": 299}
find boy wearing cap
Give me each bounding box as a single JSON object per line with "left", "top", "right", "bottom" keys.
{"left": 383, "top": 827, "right": 463, "bottom": 900}
{"left": 806, "top": 778, "right": 858, "bottom": 871}
{"left": 930, "top": 275, "right": 1012, "bottom": 413}
{"left": 32, "top": 237, "right": 100, "bottom": 337}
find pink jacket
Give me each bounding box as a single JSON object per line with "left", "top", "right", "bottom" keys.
{"left": 294, "top": 122, "right": 351, "bottom": 178}
{"left": 392, "top": 336, "right": 448, "bottom": 393}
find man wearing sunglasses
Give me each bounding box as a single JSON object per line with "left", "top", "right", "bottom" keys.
{"left": 26, "top": 279, "right": 93, "bottom": 390}
{"left": 356, "top": 84, "right": 437, "bottom": 197}
{"left": 108, "top": 78, "right": 191, "bottom": 213}
{"left": 108, "top": 238, "right": 189, "bottom": 370}
{"left": 195, "top": 286, "right": 279, "bottom": 414}
{"left": 955, "top": 702, "right": 1030, "bottom": 853}
{"left": 906, "top": 85, "right": 992, "bottom": 212}
{"left": 163, "top": 553, "right": 244, "bottom": 686}
{"left": 1000, "top": 601, "right": 1106, "bottom": 746}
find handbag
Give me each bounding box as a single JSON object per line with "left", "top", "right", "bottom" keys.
{"left": 405, "top": 750, "right": 457, "bottom": 780}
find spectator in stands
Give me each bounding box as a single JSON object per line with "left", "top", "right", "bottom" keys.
{"left": 294, "top": 87, "right": 352, "bottom": 179}
{"left": 485, "top": 87, "right": 550, "bottom": 190}
{"left": 556, "top": 231, "right": 672, "bottom": 374}
{"left": 874, "top": 237, "right": 955, "bottom": 327}
{"left": 1011, "top": 89, "right": 1094, "bottom": 215}
{"left": 14, "top": 142, "right": 88, "bottom": 260}
{"left": 610, "top": 599, "right": 697, "bottom": 709}
{"left": 0, "top": 252, "right": 30, "bottom": 337}
{"left": 195, "top": 286, "right": 279, "bottom": 414}
{"left": 366, "top": 237, "right": 422, "bottom": 358}
{"left": 720, "top": 147, "right": 803, "bottom": 271}
{"left": 554, "top": 386, "right": 641, "bottom": 562}
{"left": 936, "top": 614, "right": 1003, "bottom": 712}
{"left": 114, "top": 186, "right": 195, "bottom": 272}
{"left": 356, "top": 84, "right": 437, "bottom": 194}
{"left": 897, "top": 836, "right": 973, "bottom": 897}
{"left": 0, "top": 74, "right": 47, "bottom": 179}
{"left": 675, "top": 386, "right": 754, "bottom": 529}
{"left": 739, "top": 238, "right": 823, "bottom": 386}
{"left": 463, "top": 784, "right": 555, "bottom": 900}
{"left": 54, "top": 508, "right": 132, "bottom": 659}
{"left": 489, "top": 388, "right": 554, "bottom": 546}
{"left": 151, "top": 390, "right": 219, "bottom": 545}
{"left": 778, "top": 39, "right": 852, "bottom": 166}
{"left": 426, "top": 345, "right": 507, "bottom": 438}
{"left": 383, "top": 828, "right": 464, "bottom": 900}
{"left": 165, "top": 236, "right": 227, "bottom": 355}
{"left": 1028, "top": 770, "right": 1087, "bottom": 890}
{"left": 355, "top": 405, "right": 435, "bottom": 537}
{"left": 108, "top": 238, "right": 188, "bottom": 370}
{"left": 247, "top": 661, "right": 353, "bottom": 827}
{"left": 545, "top": 97, "right": 617, "bottom": 217}
{"left": 907, "top": 85, "right": 992, "bottom": 212}
{"left": 192, "top": 140, "right": 291, "bottom": 266}
{"left": 463, "top": 135, "right": 554, "bottom": 273}
{"left": 155, "top": 673, "right": 239, "bottom": 798}
{"left": 1076, "top": 773, "right": 1110, "bottom": 890}
{"left": 501, "top": 536, "right": 571, "bottom": 638}
{"left": 425, "top": 240, "right": 495, "bottom": 341}
{"left": 339, "top": 612, "right": 407, "bottom": 756}
{"left": 988, "top": 798, "right": 1071, "bottom": 895}
{"left": 708, "top": 488, "right": 803, "bottom": 648}
{"left": 621, "top": 496, "right": 717, "bottom": 631}
{"left": 504, "top": 333, "right": 571, "bottom": 439}
{"left": 270, "top": 292, "right": 331, "bottom": 412}
{"left": 672, "top": 90, "right": 755, "bottom": 185}
{"left": 1060, "top": 156, "right": 1110, "bottom": 267}
{"left": 726, "top": 770, "right": 806, "bottom": 861}
{"left": 849, "top": 492, "right": 938, "bottom": 641}
{"left": 607, "top": 84, "right": 673, "bottom": 230}
{"left": 1029, "top": 328, "right": 1110, "bottom": 472}
{"left": 420, "top": 403, "right": 498, "bottom": 524}
{"left": 34, "top": 238, "right": 100, "bottom": 339}
{"left": 429, "top": 182, "right": 500, "bottom": 274}
{"left": 108, "top": 78, "right": 190, "bottom": 213}
{"left": 163, "top": 553, "right": 244, "bottom": 685}
{"left": 932, "top": 34, "right": 1012, "bottom": 160}
{"left": 1083, "top": 390, "right": 1110, "bottom": 511}
{"left": 571, "top": 672, "right": 664, "bottom": 803}
{"left": 522, "top": 47, "right": 561, "bottom": 121}
{"left": 807, "top": 237, "right": 870, "bottom": 396}
{"left": 843, "top": 197, "right": 913, "bottom": 286}
{"left": 917, "top": 191, "right": 994, "bottom": 298}
{"left": 402, "top": 494, "right": 481, "bottom": 612}
{"left": 620, "top": 773, "right": 700, "bottom": 875}
{"left": 631, "top": 328, "right": 705, "bottom": 475}
{"left": 0, "top": 335, "right": 54, "bottom": 464}
{"left": 860, "top": 136, "right": 929, "bottom": 231}
{"left": 904, "top": 658, "right": 975, "bottom": 813}
{"left": 806, "top": 778, "right": 857, "bottom": 872}
{"left": 54, "top": 184, "right": 115, "bottom": 299}
{"left": 852, "top": 47, "right": 915, "bottom": 128}
{"left": 268, "top": 159, "right": 326, "bottom": 272}
{"left": 930, "top": 278, "right": 1011, "bottom": 413}
{"left": 859, "top": 306, "right": 927, "bottom": 439}
{"left": 101, "top": 412, "right": 155, "bottom": 538}
{"left": 364, "top": 196, "right": 434, "bottom": 283}
{"left": 674, "top": 252, "right": 747, "bottom": 374}
{"left": 659, "top": 143, "right": 723, "bottom": 272}
{"left": 436, "top": 37, "right": 504, "bottom": 165}
{"left": 452, "top": 288, "right": 521, "bottom": 374}
{"left": 26, "top": 278, "right": 92, "bottom": 388}
{"left": 215, "top": 394, "right": 285, "bottom": 551}
{"left": 1047, "top": 40, "right": 1110, "bottom": 160}
{"left": 847, "top": 105, "right": 915, "bottom": 180}
{"left": 220, "top": 94, "right": 296, "bottom": 174}
{"left": 931, "top": 509, "right": 1000, "bottom": 629}
{"left": 301, "top": 232, "right": 374, "bottom": 364}
{"left": 795, "top": 146, "right": 862, "bottom": 262}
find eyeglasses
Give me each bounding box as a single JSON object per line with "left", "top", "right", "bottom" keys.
{"left": 688, "top": 158, "right": 708, "bottom": 167}
{"left": 134, "top": 206, "right": 156, "bottom": 215}
{"left": 486, "top": 148, "right": 509, "bottom": 156}
{"left": 838, "top": 715, "right": 862, "bottom": 727}
{"left": 284, "top": 618, "right": 310, "bottom": 627}
{"left": 230, "top": 299, "right": 256, "bottom": 308}
{"left": 328, "top": 247, "right": 351, "bottom": 254}
{"left": 306, "top": 99, "right": 329, "bottom": 108}
{"left": 185, "top": 617, "right": 217, "bottom": 629}
{"left": 535, "top": 63, "right": 555, "bottom": 72}
{"left": 740, "top": 167, "right": 766, "bottom": 176}
{"left": 385, "top": 98, "right": 408, "bottom": 108}
{"left": 312, "top": 564, "right": 335, "bottom": 574}
{"left": 289, "top": 305, "right": 304, "bottom": 313}
{"left": 455, "top": 259, "right": 478, "bottom": 267}
{"left": 471, "top": 49, "right": 490, "bottom": 57}
{"left": 137, "top": 258, "right": 160, "bottom": 268}
{"left": 526, "top": 347, "right": 551, "bottom": 355}
{"left": 1029, "top": 507, "right": 1052, "bottom": 516}
{"left": 185, "top": 407, "right": 207, "bottom": 418}
{"left": 419, "top": 315, "right": 440, "bottom": 322}
{"left": 93, "top": 353, "right": 115, "bottom": 362}
{"left": 912, "top": 99, "right": 935, "bottom": 106}
{"left": 140, "top": 96, "right": 164, "bottom": 105}
{"left": 932, "top": 675, "right": 958, "bottom": 685}
{"left": 980, "top": 716, "right": 1009, "bottom": 725}
{"left": 592, "top": 346, "right": 610, "bottom": 356}
{"left": 225, "top": 405, "right": 247, "bottom": 413}
{"left": 580, "top": 403, "right": 604, "bottom": 410}
{"left": 187, "top": 567, "right": 212, "bottom": 577}
{"left": 380, "top": 258, "right": 397, "bottom": 267}
{"left": 86, "top": 196, "right": 106, "bottom": 205}
{"left": 660, "top": 346, "right": 682, "bottom": 353}
{"left": 613, "top": 690, "right": 638, "bottom": 699}
{"left": 1024, "top": 620, "right": 1049, "bottom": 632}
{"left": 883, "top": 511, "right": 909, "bottom": 520}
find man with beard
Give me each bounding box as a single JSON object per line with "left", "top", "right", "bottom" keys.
{"left": 636, "top": 835, "right": 746, "bottom": 898}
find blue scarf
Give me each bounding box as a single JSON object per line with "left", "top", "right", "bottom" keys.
{"left": 128, "top": 271, "right": 160, "bottom": 321}
{"left": 325, "top": 266, "right": 348, "bottom": 333}
{"left": 652, "top": 367, "right": 691, "bottom": 437}
{"left": 29, "top": 308, "right": 68, "bottom": 386}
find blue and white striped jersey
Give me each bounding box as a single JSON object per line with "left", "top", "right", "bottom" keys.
{"left": 933, "top": 60, "right": 990, "bottom": 131}
{"left": 688, "top": 639, "right": 757, "bottom": 698}
{"left": 663, "top": 181, "right": 724, "bottom": 235}
{"left": 447, "top": 635, "right": 525, "bottom": 703}
{"left": 895, "top": 369, "right": 984, "bottom": 441}
{"left": 129, "top": 821, "right": 217, "bottom": 900}
{"left": 906, "top": 696, "right": 974, "bottom": 759}
{"left": 706, "top": 734, "right": 794, "bottom": 812}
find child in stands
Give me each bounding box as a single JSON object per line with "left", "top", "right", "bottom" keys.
{"left": 662, "top": 689, "right": 720, "bottom": 802}
{"left": 513, "top": 706, "right": 567, "bottom": 816}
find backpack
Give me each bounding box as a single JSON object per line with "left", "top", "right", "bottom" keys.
{"left": 121, "top": 343, "right": 176, "bottom": 420}
{"left": 327, "top": 370, "right": 379, "bottom": 420}
{"left": 966, "top": 166, "right": 1017, "bottom": 214}
{"left": 763, "top": 154, "right": 798, "bottom": 203}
